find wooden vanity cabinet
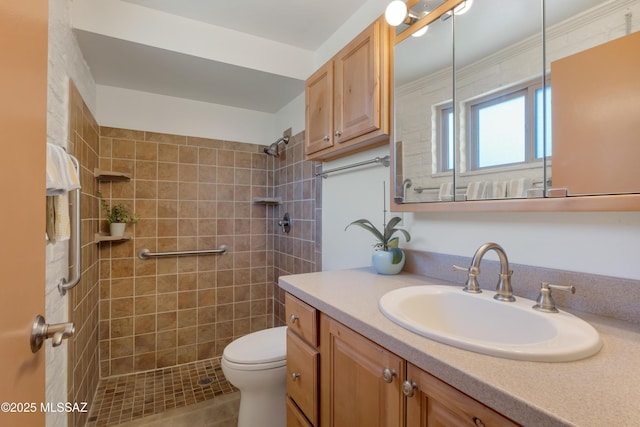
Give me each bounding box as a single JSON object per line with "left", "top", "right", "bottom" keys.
{"left": 286, "top": 294, "right": 319, "bottom": 426}
{"left": 320, "top": 314, "right": 405, "bottom": 427}
{"left": 305, "top": 17, "right": 391, "bottom": 161}
{"left": 284, "top": 292, "right": 519, "bottom": 427}
{"left": 405, "top": 364, "right": 520, "bottom": 427}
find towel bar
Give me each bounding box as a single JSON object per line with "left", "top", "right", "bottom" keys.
{"left": 315, "top": 155, "right": 390, "bottom": 178}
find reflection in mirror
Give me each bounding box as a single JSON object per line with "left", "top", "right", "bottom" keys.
{"left": 546, "top": 0, "right": 640, "bottom": 196}
{"left": 393, "top": 5, "right": 453, "bottom": 203}
{"left": 392, "top": 0, "right": 638, "bottom": 206}
{"left": 453, "top": 0, "right": 545, "bottom": 201}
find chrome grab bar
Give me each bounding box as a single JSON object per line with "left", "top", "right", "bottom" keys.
{"left": 59, "top": 154, "right": 82, "bottom": 296}
{"left": 138, "top": 245, "right": 228, "bottom": 260}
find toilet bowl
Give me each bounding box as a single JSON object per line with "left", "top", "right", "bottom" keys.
{"left": 221, "top": 326, "right": 287, "bottom": 427}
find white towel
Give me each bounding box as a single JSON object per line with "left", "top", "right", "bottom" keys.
{"left": 484, "top": 181, "right": 507, "bottom": 199}
{"left": 466, "top": 181, "right": 486, "bottom": 200}
{"left": 46, "top": 143, "right": 80, "bottom": 195}
{"left": 507, "top": 178, "right": 533, "bottom": 198}
{"left": 438, "top": 182, "right": 453, "bottom": 201}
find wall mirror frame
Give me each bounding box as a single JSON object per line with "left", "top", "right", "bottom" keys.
{"left": 389, "top": 0, "right": 640, "bottom": 212}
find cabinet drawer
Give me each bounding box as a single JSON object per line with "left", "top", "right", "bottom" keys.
{"left": 287, "top": 329, "right": 319, "bottom": 426}
{"left": 287, "top": 397, "right": 313, "bottom": 427}
{"left": 285, "top": 293, "right": 318, "bottom": 346}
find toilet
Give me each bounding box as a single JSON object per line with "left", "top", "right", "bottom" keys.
{"left": 221, "top": 326, "right": 288, "bottom": 427}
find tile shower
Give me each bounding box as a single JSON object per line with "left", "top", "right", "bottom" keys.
{"left": 67, "top": 84, "right": 321, "bottom": 426}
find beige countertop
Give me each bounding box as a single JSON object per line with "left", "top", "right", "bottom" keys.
{"left": 278, "top": 268, "right": 640, "bottom": 427}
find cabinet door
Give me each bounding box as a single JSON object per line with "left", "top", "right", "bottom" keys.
{"left": 334, "top": 19, "right": 381, "bottom": 143}
{"left": 320, "top": 314, "right": 405, "bottom": 427}
{"left": 406, "top": 364, "right": 520, "bottom": 427}
{"left": 287, "top": 330, "right": 319, "bottom": 425}
{"left": 306, "top": 61, "right": 334, "bottom": 155}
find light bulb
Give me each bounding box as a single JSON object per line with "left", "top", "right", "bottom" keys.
{"left": 411, "top": 25, "right": 429, "bottom": 37}
{"left": 453, "top": 0, "right": 474, "bottom": 15}
{"left": 385, "top": 1, "right": 408, "bottom": 27}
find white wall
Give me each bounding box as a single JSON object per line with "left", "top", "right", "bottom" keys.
{"left": 320, "top": 1, "right": 640, "bottom": 280}
{"left": 47, "top": 1, "right": 97, "bottom": 426}
{"left": 97, "top": 85, "right": 278, "bottom": 145}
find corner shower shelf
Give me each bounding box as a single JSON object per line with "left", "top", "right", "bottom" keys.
{"left": 94, "top": 168, "right": 131, "bottom": 182}
{"left": 252, "top": 197, "right": 282, "bottom": 205}
{"left": 94, "top": 232, "right": 132, "bottom": 243}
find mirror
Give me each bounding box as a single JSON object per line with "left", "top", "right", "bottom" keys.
{"left": 453, "top": 0, "right": 545, "bottom": 201}
{"left": 393, "top": 4, "right": 453, "bottom": 203}
{"left": 392, "top": 0, "right": 639, "bottom": 206}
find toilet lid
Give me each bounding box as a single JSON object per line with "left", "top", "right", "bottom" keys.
{"left": 223, "top": 326, "right": 287, "bottom": 364}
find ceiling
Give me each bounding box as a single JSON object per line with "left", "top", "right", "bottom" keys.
{"left": 73, "top": 0, "right": 371, "bottom": 113}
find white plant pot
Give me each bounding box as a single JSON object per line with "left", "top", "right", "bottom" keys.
{"left": 109, "top": 222, "right": 126, "bottom": 237}
{"left": 371, "top": 248, "right": 405, "bottom": 275}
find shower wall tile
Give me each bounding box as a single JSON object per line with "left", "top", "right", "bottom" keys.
{"left": 98, "top": 128, "right": 275, "bottom": 376}
{"left": 67, "top": 82, "right": 101, "bottom": 427}
{"left": 271, "top": 131, "right": 322, "bottom": 326}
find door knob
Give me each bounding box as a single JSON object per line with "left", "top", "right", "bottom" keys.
{"left": 30, "top": 315, "right": 75, "bottom": 353}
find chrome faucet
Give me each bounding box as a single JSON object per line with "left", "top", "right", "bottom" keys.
{"left": 453, "top": 242, "right": 515, "bottom": 302}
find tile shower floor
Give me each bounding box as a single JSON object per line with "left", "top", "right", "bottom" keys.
{"left": 86, "top": 357, "right": 238, "bottom": 427}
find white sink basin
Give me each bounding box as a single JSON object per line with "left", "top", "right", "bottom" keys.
{"left": 379, "top": 285, "right": 602, "bottom": 362}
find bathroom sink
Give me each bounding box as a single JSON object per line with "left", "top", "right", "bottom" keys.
{"left": 378, "top": 285, "right": 602, "bottom": 362}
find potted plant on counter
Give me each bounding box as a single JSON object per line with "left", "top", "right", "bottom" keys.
{"left": 99, "top": 193, "right": 138, "bottom": 237}
{"left": 345, "top": 216, "right": 411, "bottom": 275}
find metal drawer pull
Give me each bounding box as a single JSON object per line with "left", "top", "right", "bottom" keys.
{"left": 402, "top": 380, "right": 418, "bottom": 397}
{"left": 289, "top": 314, "right": 299, "bottom": 324}
{"left": 382, "top": 368, "right": 397, "bottom": 383}
{"left": 291, "top": 372, "right": 301, "bottom": 381}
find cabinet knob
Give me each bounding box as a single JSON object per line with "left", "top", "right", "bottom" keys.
{"left": 323, "top": 135, "right": 330, "bottom": 142}
{"left": 291, "top": 372, "right": 301, "bottom": 382}
{"left": 289, "top": 314, "right": 299, "bottom": 324}
{"left": 334, "top": 130, "right": 342, "bottom": 137}
{"left": 402, "top": 380, "right": 418, "bottom": 397}
{"left": 382, "top": 368, "right": 397, "bottom": 383}
{"left": 473, "top": 417, "right": 486, "bottom": 427}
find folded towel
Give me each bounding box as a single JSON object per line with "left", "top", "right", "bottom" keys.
{"left": 438, "top": 182, "right": 453, "bottom": 201}
{"left": 46, "top": 143, "right": 80, "bottom": 195}
{"left": 507, "top": 178, "right": 533, "bottom": 198}
{"left": 46, "top": 196, "right": 55, "bottom": 241}
{"left": 52, "top": 194, "right": 71, "bottom": 241}
{"left": 484, "top": 181, "right": 507, "bottom": 199}
{"left": 466, "top": 181, "right": 486, "bottom": 200}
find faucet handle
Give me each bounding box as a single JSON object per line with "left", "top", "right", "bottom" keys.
{"left": 452, "top": 265, "right": 480, "bottom": 275}
{"left": 452, "top": 265, "right": 482, "bottom": 293}
{"left": 532, "top": 282, "right": 576, "bottom": 313}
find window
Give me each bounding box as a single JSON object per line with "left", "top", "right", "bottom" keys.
{"left": 437, "top": 104, "right": 454, "bottom": 172}
{"left": 467, "top": 80, "right": 551, "bottom": 170}
{"left": 435, "top": 80, "right": 551, "bottom": 173}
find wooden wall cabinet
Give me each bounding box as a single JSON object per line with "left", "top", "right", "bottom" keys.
{"left": 305, "top": 17, "right": 391, "bottom": 161}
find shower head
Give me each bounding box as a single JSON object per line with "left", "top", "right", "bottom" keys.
{"left": 263, "top": 136, "right": 289, "bottom": 157}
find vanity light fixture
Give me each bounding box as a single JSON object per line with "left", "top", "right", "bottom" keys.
{"left": 385, "top": 0, "right": 429, "bottom": 37}
{"left": 442, "top": 0, "right": 474, "bottom": 20}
